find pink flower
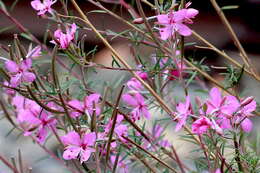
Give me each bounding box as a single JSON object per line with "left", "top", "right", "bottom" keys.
{"left": 3, "top": 81, "right": 15, "bottom": 95}
{"left": 126, "top": 78, "right": 143, "bottom": 91}
{"left": 68, "top": 93, "right": 102, "bottom": 118}
{"left": 207, "top": 88, "right": 256, "bottom": 133}
{"left": 31, "top": 0, "right": 56, "bottom": 16}
{"left": 206, "top": 88, "right": 239, "bottom": 116}
{"left": 104, "top": 114, "right": 128, "bottom": 141}
{"left": 61, "top": 131, "right": 96, "bottom": 163}
{"left": 192, "top": 116, "right": 212, "bottom": 135}
{"left": 34, "top": 111, "right": 57, "bottom": 144}
{"left": 232, "top": 96, "right": 256, "bottom": 133}
{"left": 12, "top": 95, "right": 56, "bottom": 144}
{"left": 122, "top": 92, "right": 150, "bottom": 121}
{"left": 157, "top": 8, "right": 198, "bottom": 40}
{"left": 50, "top": 23, "right": 77, "bottom": 49}
{"left": 5, "top": 58, "right": 36, "bottom": 87}
{"left": 174, "top": 96, "right": 191, "bottom": 132}
{"left": 12, "top": 95, "right": 41, "bottom": 123}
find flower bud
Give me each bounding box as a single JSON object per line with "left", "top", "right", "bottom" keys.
{"left": 241, "top": 96, "right": 254, "bottom": 107}
{"left": 133, "top": 18, "right": 144, "bottom": 24}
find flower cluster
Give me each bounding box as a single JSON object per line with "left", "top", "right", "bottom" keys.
{"left": 122, "top": 69, "right": 151, "bottom": 121}
{"left": 11, "top": 95, "right": 57, "bottom": 144}
{"left": 174, "top": 87, "right": 257, "bottom": 135}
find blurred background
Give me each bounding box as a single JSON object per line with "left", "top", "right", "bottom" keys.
{"left": 0, "top": 0, "right": 260, "bottom": 172}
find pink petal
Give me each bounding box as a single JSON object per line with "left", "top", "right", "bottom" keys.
{"left": 175, "top": 23, "right": 192, "bottom": 36}
{"left": 68, "top": 100, "right": 84, "bottom": 112}
{"left": 83, "top": 132, "right": 96, "bottom": 146}
{"left": 61, "top": 131, "right": 81, "bottom": 146}
{"left": 175, "top": 115, "right": 187, "bottom": 132}
{"left": 210, "top": 87, "right": 222, "bottom": 106}
{"left": 159, "top": 26, "right": 173, "bottom": 40}
{"left": 116, "top": 114, "right": 124, "bottom": 124}
{"left": 242, "top": 100, "right": 256, "bottom": 115}
{"left": 54, "top": 29, "right": 63, "bottom": 39}
{"left": 27, "top": 46, "right": 41, "bottom": 58}
{"left": 12, "top": 95, "right": 25, "bottom": 109}
{"left": 85, "top": 93, "right": 101, "bottom": 106}
{"left": 20, "top": 58, "right": 32, "bottom": 70}
{"left": 80, "top": 149, "right": 92, "bottom": 163}
{"left": 222, "top": 96, "right": 240, "bottom": 116}
{"left": 186, "top": 8, "right": 199, "bottom": 18}
{"left": 134, "top": 93, "right": 145, "bottom": 104}
{"left": 63, "top": 146, "right": 81, "bottom": 160}
{"left": 115, "top": 124, "right": 128, "bottom": 137}
{"left": 241, "top": 118, "right": 253, "bottom": 133}
{"left": 211, "top": 119, "right": 223, "bottom": 135}
{"left": 157, "top": 14, "right": 169, "bottom": 24}
{"left": 69, "top": 111, "right": 82, "bottom": 119}
{"left": 31, "top": 0, "right": 43, "bottom": 10}
{"left": 153, "top": 125, "right": 163, "bottom": 138}
{"left": 69, "top": 23, "right": 77, "bottom": 35}
{"left": 141, "top": 106, "right": 150, "bottom": 119}
{"left": 22, "top": 72, "right": 36, "bottom": 83}
{"left": 127, "top": 78, "right": 143, "bottom": 90}
{"left": 59, "top": 36, "right": 70, "bottom": 49}
{"left": 36, "top": 127, "right": 48, "bottom": 144}
{"left": 174, "top": 9, "right": 187, "bottom": 22}
{"left": 122, "top": 93, "right": 138, "bottom": 107}
{"left": 5, "top": 60, "right": 19, "bottom": 73}
{"left": 10, "top": 74, "right": 22, "bottom": 87}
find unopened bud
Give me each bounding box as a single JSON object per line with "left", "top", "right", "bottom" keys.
{"left": 133, "top": 18, "right": 144, "bottom": 24}
{"left": 241, "top": 96, "right": 254, "bottom": 107}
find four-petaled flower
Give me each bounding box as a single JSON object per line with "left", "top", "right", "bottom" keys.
{"left": 174, "top": 96, "right": 191, "bottom": 132}
{"left": 31, "top": 0, "right": 56, "bottom": 16}
{"left": 61, "top": 131, "right": 96, "bottom": 163}
{"left": 50, "top": 23, "right": 77, "bottom": 49}
{"left": 5, "top": 58, "right": 36, "bottom": 87}
{"left": 12, "top": 95, "right": 56, "bottom": 144}
{"left": 104, "top": 114, "right": 128, "bottom": 141}
{"left": 68, "top": 93, "right": 102, "bottom": 118}
{"left": 157, "top": 8, "right": 198, "bottom": 40}
{"left": 122, "top": 92, "right": 150, "bottom": 121}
